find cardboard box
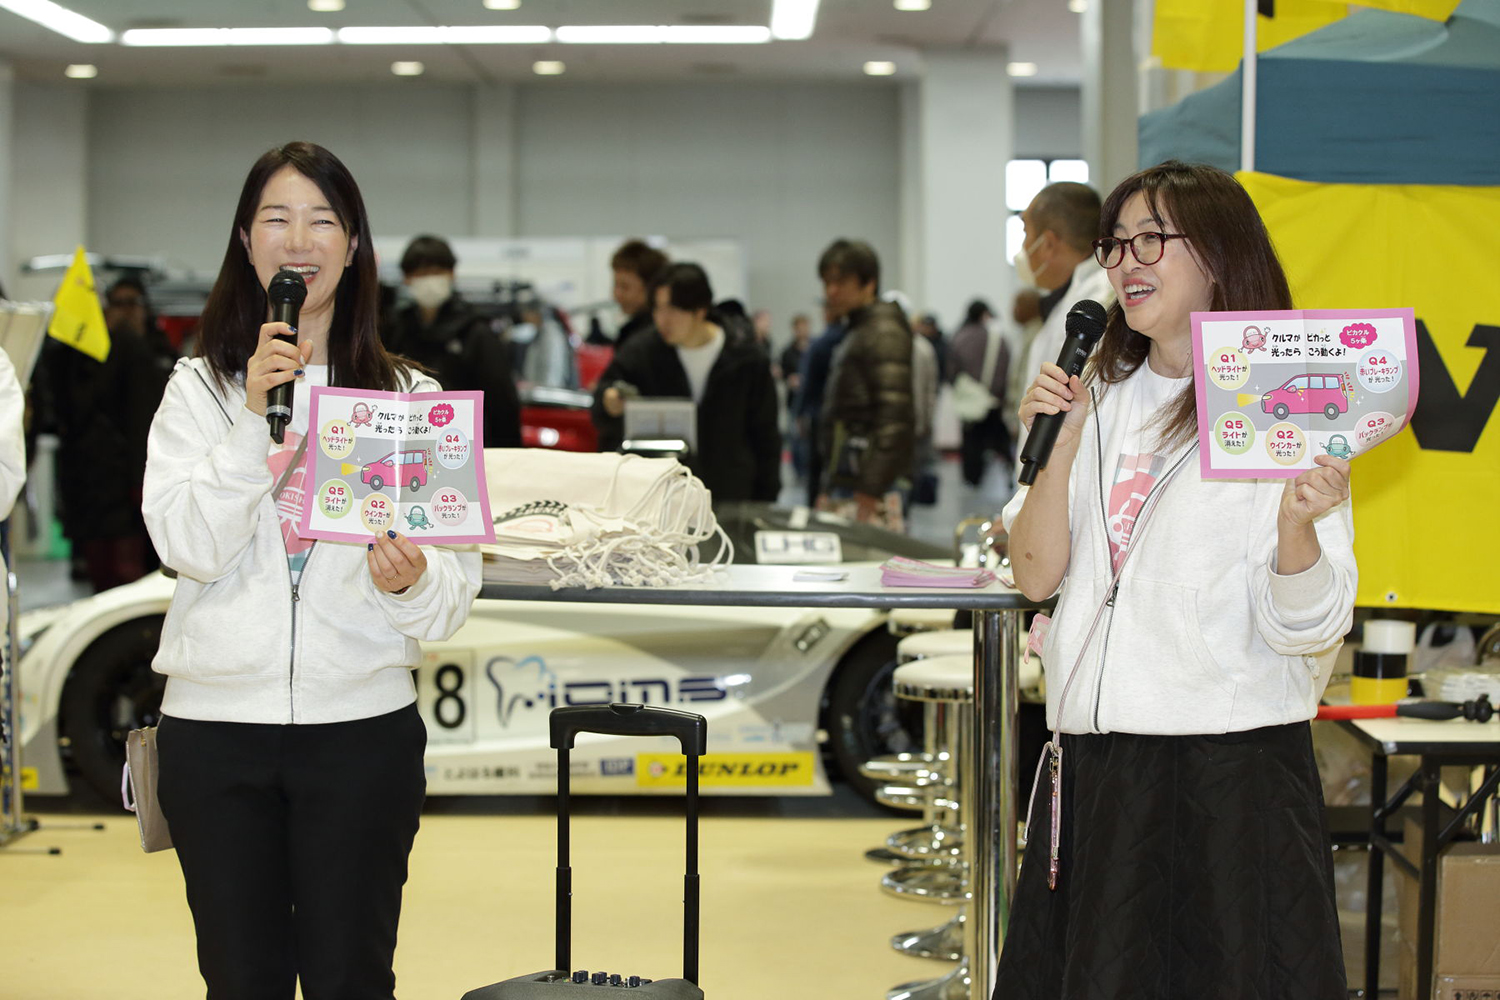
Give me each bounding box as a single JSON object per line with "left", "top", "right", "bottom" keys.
{"left": 1435, "top": 976, "right": 1500, "bottom": 1000}
{"left": 1396, "top": 818, "right": 1500, "bottom": 1000}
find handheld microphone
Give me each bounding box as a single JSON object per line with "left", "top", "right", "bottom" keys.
{"left": 265, "top": 269, "right": 307, "bottom": 444}
{"left": 1017, "top": 298, "right": 1109, "bottom": 485}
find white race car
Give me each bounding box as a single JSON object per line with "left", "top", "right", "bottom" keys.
{"left": 19, "top": 505, "right": 944, "bottom": 807}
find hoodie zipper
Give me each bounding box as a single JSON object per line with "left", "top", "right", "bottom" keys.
{"left": 1086, "top": 388, "right": 1196, "bottom": 732}
{"left": 288, "top": 540, "right": 318, "bottom": 723}
{"left": 1091, "top": 393, "right": 1116, "bottom": 732}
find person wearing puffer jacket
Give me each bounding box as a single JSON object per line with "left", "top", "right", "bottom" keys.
{"left": 143, "top": 142, "right": 480, "bottom": 1000}
{"left": 816, "top": 238, "right": 914, "bottom": 525}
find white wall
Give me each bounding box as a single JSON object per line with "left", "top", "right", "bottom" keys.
{"left": 10, "top": 79, "right": 1079, "bottom": 346}
{"left": 9, "top": 81, "right": 89, "bottom": 303}
{"left": 86, "top": 84, "right": 477, "bottom": 271}
{"left": 513, "top": 81, "right": 901, "bottom": 337}
{"left": 1015, "top": 86, "right": 1084, "bottom": 159}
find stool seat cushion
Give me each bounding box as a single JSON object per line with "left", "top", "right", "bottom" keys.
{"left": 898, "top": 629, "right": 972, "bottom": 662}
{"left": 894, "top": 653, "right": 974, "bottom": 701}
{"left": 889, "top": 608, "right": 958, "bottom": 632}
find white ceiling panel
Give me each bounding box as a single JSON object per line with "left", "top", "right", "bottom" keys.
{"left": 0, "top": 0, "right": 1084, "bottom": 86}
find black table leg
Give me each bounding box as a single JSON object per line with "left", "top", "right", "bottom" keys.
{"left": 1416, "top": 760, "right": 1441, "bottom": 1000}
{"left": 1365, "top": 753, "right": 1387, "bottom": 999}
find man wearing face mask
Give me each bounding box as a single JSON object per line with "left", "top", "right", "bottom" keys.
{"left": 1013, "top": 182, "right": 1113, "bottom": 450}
{"left": 382, "top": 235, "right": 522, "bottom": 448}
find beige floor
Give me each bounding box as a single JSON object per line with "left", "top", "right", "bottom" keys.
{"left": 2, "top": 805, "right": 968, "bottom": 1000}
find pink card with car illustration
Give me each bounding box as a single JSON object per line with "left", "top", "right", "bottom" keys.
{"left": 297, "top": 387, "right": 496, "bottom": 544}
{"left": 1190, "top": 308, "right": 1419, "bottom": 479}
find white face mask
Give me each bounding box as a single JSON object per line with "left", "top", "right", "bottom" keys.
{"left": 1015, "top": 237, "right": 1048, "bottom": 291}
{"left": 407, "top": 274, "right": 453, "bottom": 311}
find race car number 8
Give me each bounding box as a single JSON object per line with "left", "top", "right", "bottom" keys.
{"left": 433, "top": 663, "right": 466, "bottom": 729}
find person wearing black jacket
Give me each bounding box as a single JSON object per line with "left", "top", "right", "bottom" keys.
{"left": 382, "top": 235, "right": 521, "bottom": 448}
{"left": 592, "top": 263, "right": 780, "bottom": 503}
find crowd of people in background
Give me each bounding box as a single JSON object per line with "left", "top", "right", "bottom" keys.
{"left": 16, "top": 177, "right": 1113, "bottom": 597}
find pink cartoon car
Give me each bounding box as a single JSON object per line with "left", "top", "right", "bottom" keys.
{"left": 362, "top": 449, "right": 430, "bottom": 491}
{"left": 1241, "top": 325, "right": 1267, "bottom": 353}
{"left": 349, "top": 401, "right": 374, "bottom": 427}
{"left": 1261, "top": 373, "right": 1350, "bottom": 421}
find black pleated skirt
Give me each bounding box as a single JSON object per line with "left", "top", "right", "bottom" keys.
{"left": 993, "top": 722, "right": 1346, "bottom": 1000}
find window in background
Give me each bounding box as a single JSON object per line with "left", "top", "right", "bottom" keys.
{"left": 1005, "top": 159, "right": 1090, "bottom": 262}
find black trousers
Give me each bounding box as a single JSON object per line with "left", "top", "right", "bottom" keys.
{"left": 960, "top": 408, "right": 1012, "bottom": 486}
{"left": 157, "top": 704, "right": 427, "bottom": 1000}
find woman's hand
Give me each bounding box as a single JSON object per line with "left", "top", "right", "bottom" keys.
{"left": 244, "top": 322, "right": 314, "bottom": 417}
{"left": 1280, "top": 455, "right": 1351, "bottom": 527}
{"left": 1018, "top": 363, "right": 1089, "bottom": 455}
{"left": 368, "top": 530, "right": 427, "bottom": 594}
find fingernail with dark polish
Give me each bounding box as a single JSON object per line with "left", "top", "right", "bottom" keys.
{"left": 387, "top": 530, "right": 397, "bottom": 539}
{"left": 367, "top": 543, "right": 373, "bottom": 551}
{"left": 294, "top": 369, "right": 304, "bottom": 376}
{"left": 288, "top": 325, "right": 298, "bottom": 334}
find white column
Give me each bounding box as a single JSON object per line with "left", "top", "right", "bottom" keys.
{"left": 1082, "top": 0, "right": 1140, "bottom": 192}
{"left": 472, "top": 83, "right": 518, "bottom": 236}
{"left": 897, "top": 81, "right": 924, "bottom": 314}
{"left": 0, "top": 60, "right": 14, "bottom": 292}
{"left": 912, "top": 50, "right": 1012, "bottom": 331}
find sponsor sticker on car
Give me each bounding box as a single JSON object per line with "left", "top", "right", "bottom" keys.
{"left": 636, "top": 752, "right": 816, "bottom": 788}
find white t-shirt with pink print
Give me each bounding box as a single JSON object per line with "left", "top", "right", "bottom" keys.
{"left": 1103, "top": 363, "right": 1191, "bottom": 572}
{"left": 266, "top": 364, "right": 327, "bottom": 586}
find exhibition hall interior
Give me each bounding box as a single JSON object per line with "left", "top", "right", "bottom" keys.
{"left": 1, "top": 0, "right": 1496, "bottom": 998}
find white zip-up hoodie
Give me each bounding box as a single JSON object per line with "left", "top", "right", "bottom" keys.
{"left": 1003, "top": 366, "right": 1356, "bottom": 736}
{"left": 143, "top": 357, "right": 482, "bottom": 725}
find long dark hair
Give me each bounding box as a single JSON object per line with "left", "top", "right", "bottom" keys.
{"left": 1091, "top": 160, "right": 1293, "bottom": 448}
{"left": 197, "top": 141, "right": 405, "bottom": 393}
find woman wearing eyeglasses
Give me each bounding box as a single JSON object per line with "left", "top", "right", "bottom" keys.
{"left": 996, "top": 161, "right": 1355, "bottom": 999}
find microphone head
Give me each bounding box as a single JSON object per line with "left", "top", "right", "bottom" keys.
{"left": 1064, "top": 298, "right": 1108, "bottom": 344}
{"left": 268, "top": 268, "right": 308, "bottom": 307}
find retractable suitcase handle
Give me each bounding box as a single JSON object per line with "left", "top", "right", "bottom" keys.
{"left": 551, "top": 704, "right": 707, "bottom": 986}
{"left": 550, "top": 704, "right": 708, "bottom": 756}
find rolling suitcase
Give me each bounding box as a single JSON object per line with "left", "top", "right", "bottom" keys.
{"left": 461, "top": 703, "right": 708, "bottom": 998}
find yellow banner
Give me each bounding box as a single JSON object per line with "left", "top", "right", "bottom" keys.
{"left": 1153, "top": 0, "right": 1345, "bottom": 72}
{"left": 1240, "top": 172, "right": 1500, "bottom": 613}
{"left": 46, "top": 246, "right": 110, "bottom": 363}
{"left": 636, "top": 752, "right": 816, "bottom": 788}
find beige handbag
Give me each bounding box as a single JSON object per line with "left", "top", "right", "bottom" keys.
{"left": 121, "top": 726, "right": 173, "bottom": 853}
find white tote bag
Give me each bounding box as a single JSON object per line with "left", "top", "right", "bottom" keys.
{"left": 952, "top": 323, "right": 1003, "bottom": 422}
{"left": 480, "top": 449, "right": 732, "bottom": 589}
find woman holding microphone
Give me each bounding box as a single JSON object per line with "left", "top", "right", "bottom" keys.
{"left": 144, "top": 142, "right": 480, "bottom": 1000}
{"left": 997, "top": 161, "right": 1356, "bottom": 999}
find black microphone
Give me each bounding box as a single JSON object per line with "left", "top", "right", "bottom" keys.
{"left": 1017, "top": 298, "right": 1109, "bottom": 485}
{"left": 265, "top": 269, "right": 307, "bottom": 444}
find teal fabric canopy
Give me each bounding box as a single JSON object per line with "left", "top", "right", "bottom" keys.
{"left": 1138, "top": 0, "right": 1500, "bottom": 185}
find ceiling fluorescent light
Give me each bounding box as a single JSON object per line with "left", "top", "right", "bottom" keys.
{"left": 662, "top": 26, "right": 770, "bottom": 44}
{"left": 532, "top": 60, "right": 565, "bottom": 75}
{"left": 308, "top": 0, "right": 344, "bottom": 10}
{"left": 863, "top": 61, "right": 896, "bottom": 76}
{"left": 894, "top": 0, "right": 931, "bottom": 9}
{"left": 1006, "top": 61, "right": 1039, "bottom": 77}
{"left": 770, "top": 0, "right": 819, "bottom": 40}
{"left": 484, "top": 0, "right": 521, "bottom": 7}
{"left": 122, "top": 27, "right": 333, "bottom": 46}
{"left": 64, "top": 63, "right": 97, "bottom": 78}
{"left": 0, "top": 0, "right": 112, "bottom": 43}
{"left": 555, "top": 25, "right": 665, "bottom": 44}
{"left": 338, "top": 25, "right": 551, "bottom": 44}
{"left": 391, "top": 61, "right": 424, "bottom": 76}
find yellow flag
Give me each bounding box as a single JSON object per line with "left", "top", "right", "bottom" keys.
{"left": 1153, "top": 0, "right": 1346, "bottom": 72}
{"left": 47, "top": 246, "right": 111, "bottom": 363}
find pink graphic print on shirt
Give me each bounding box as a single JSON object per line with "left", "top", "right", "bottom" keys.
{"left": 267, "top": 431, "right": 312, "bottom": 556}
{"left": 1105, "top": 453, "right": 1166, "bottom": 571}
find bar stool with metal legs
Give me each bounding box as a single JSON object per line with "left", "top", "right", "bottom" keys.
{"left": 863, "top": 630, "right": 973, "bottom": 864}
{"left": 880, "top": 653, "right": 975, "bottom": 999}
